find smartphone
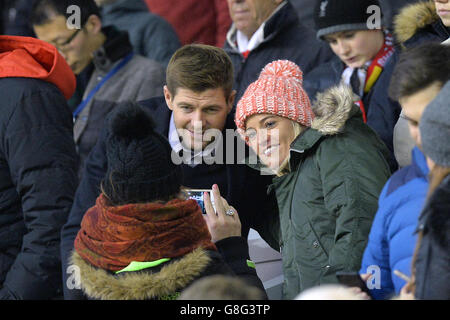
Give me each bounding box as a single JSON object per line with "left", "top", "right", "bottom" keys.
{"left": 336, "top": 271, "right": 373, "bottom": 298}
{"left": 185, "top": 189, "right": 215, "bottom": 214}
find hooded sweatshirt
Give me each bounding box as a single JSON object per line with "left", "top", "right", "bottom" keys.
{"left": 0, "top": 35, "right": 76, "bottom": 99}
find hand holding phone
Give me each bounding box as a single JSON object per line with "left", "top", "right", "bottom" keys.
{"left": 203, "top": 184, "right": 241, "bottom": 242}
{"left": 185, "top": 189, "right": 215, "bottom": 214}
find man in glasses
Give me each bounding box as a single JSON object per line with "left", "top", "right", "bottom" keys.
{"left": 31, "top": 0, "right": 166, "bottom": 179}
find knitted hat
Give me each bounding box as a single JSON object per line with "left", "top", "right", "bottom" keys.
{"left": 419, "top": 81, "right": 450, "bottom": 167}
{"left": 102, "top": 102, "right": 182, "bottom": 205}
{"left": 314, "top": 0, "right": 383, "bottom": 40}
{"left": 235, "top": 60, "right": 314, "bottom": 131}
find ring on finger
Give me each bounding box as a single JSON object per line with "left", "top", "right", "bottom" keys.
{"left": 225, "top": 208, "right": 235, "bottom": 216}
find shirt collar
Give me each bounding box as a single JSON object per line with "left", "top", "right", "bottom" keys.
{"left": 235, "top": 1, "right": 288, "bottom": 53}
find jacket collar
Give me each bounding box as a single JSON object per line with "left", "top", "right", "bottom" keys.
{"left": 92, "top": 26, "right": 133, "bottom": 73}
{"left": 71, "top": 248, "right": 211, "bottom": 300}
{"left": 289, "top": 85, "right": 361, "bottom": 170}
{"left": 225, "top": 1, "right": 296, "bottom": 52}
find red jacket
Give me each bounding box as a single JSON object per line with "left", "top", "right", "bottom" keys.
{"left": 144, "top": 0, "right": 231, "bottom": 47}
{"left": 0, "top": 35, "right": 76, "bottom": 99}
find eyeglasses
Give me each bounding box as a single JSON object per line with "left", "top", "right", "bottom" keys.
{"left": 52, "top": 26, "right": 84, "bottom": 52}
{"left": 399, "top": 113, "right": 419, "bottom": 127}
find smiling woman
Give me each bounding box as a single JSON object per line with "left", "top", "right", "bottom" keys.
{"left": 244, "top": 115, "right": 305, "bottom": 175}
{"left": 235, "top": 60, "right": 391, "bottom": 299}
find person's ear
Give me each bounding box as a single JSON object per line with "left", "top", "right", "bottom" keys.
{"left": 227, "top": 90, "right": 237, "bottom": 114}
{"left": 164, "top": 85, "right": 174, "bottom": 111}
{"left": 84, "top": 14, "right": 102, "bottom": 34}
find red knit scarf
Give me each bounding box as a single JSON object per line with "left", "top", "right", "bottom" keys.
{"left": 74, "top": 194, "right": 217, "bottom": 272}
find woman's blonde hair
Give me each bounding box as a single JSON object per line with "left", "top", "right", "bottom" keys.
{"left": 276, "top": 121, "right": 306, "bottom": 176}
{"left": 427, "top": 164, "right": 450, "bottom": 199}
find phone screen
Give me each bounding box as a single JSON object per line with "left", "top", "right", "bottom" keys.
{"left": 185, "top": 189, "right": 214, "bottom": 214}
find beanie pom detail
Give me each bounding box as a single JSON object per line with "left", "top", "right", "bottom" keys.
{"left": 260, "top": 60, "right": 303, "bottom": 84}
{"left": 111, "top": 103, "right": 156, "bottom": 140}
{"left": 235, "top": 60, "right": 313, "bottom": 131}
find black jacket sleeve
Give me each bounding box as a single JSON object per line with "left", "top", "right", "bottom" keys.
{"left": 60, "top": 117, "right": 109, "bottom": 300}
{"left": 215, "top": 236, "right": 267, "bottom": 299}
{"left": 0, "top": 85, "right": 78, "bottom": 299}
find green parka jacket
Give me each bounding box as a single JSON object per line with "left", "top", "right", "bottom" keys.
{"left": 265, "top": 86, "right": 391, "bottom": 299}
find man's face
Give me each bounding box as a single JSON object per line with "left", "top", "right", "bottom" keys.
{"left": 399, "top": 82, "right": 443, "bottom": 149}
{"left": 164, "top": 86, "right": 235, "bottom": 151}
{"left": 34, "top": 15, "right": 101, "bottom": 75}
{"left": 227, "top": 0, "right": 282, "bottom": 39}
{"left": 435, "top": 0, "right": 450, "bottom": 27}
{"left": 324, "top": 30, "right": 385, "bottom": 69}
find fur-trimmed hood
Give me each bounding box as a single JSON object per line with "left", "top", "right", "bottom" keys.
{"left": 310, "top": 84, "right": 358, "bottom": 136}
{"left": 393, "top": 1, "right": 440, "bottom": 45}
{"left": 71, "top": 248, "right": 212, "bottom": 300}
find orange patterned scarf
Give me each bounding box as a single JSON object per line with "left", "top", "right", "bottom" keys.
{"left": 74, "top": 194, "right": 217, "bottom": 272}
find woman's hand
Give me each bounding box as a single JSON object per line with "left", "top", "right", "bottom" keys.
{"left": 203, "top": 184, "right": 241, "bottom": 242}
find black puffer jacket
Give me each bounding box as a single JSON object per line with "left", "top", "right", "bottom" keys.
{"left": 0, "top": 36, "right": 78, "bottom": 299}
{"left": 224, "top": 1, "right": 334, "bottom": 103}
{"left": 414, "top": 175, "right": 450, "bottom": 300}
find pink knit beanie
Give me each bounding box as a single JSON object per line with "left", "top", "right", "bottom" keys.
{"left": 235, "top": 60, "right": 314, "bottom": 131}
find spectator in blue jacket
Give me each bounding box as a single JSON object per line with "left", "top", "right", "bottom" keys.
{"left": 359, "top": 42, "right": 450, "bottom": 300}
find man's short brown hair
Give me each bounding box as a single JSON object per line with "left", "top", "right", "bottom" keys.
{"left": 389, "top": 43, "right": 450, "bottom": 101}
{"left": 166, "top": 44, "right": 234, "bottom": 99}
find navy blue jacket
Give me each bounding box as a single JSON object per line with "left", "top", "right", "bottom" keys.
{"left": 224, "top": 1, "right": 334, "bottom": 103}
{"left": 360, "top": 147, "right": 428, "bottom": 299}
{"left": 60, "top": 97, "right": 278, "bottom": 299}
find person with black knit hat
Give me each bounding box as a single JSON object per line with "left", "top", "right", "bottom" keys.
{"left": 304, "top": 0, "right": 400, "bottom": 172}
{"left": 70, "top": 102, "right": 265, "bottom": 300}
